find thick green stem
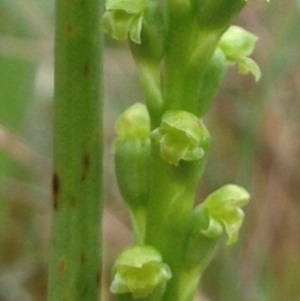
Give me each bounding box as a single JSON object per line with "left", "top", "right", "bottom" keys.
{"left": 163, "top": 5, "right": 198, "bottom": 112}
{"left": 135, "top": 59, "right": 163, "bottom": 128}
{"left": 145, "top": 143, "right": 210, "bottom": 301}
{"left": 145, "top": 150, "right": 202, "bottom": 249}
{"left": 163, "top": 0, "right": 246, "bottom": 114}
{"left": 47, "top": 1, "right": 102, "bottom": 301}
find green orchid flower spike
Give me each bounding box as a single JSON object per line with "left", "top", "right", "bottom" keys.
{"left": 151, "top": 110, "right": 210, "bottom": 166}
{"left": 100, "top": 0, "right": 269, "bottom": 300}
{"left": 202, "top": 184, "right": 250, "bottom": 245}
{"left": 102, "top": 0, "right": 147, "bottom": 43}
{"left": 110, "top": 245, "right": 172, "bottom": 299}
{"left": 219, "top": 26, "right": 261, "bottom": 81}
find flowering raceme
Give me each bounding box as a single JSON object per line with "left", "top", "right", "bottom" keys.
{"left": 101, "top": 0, "right": 269, "bottom": 300}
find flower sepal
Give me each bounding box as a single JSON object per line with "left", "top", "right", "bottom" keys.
{"left": 102, "top": 0, "right": 147, "bottom": 43}
{"left": 129, "top": 1, "right": 165, "bottom": 62}
{"left": 219, "top": 26, "right": 261, "bottom": 81}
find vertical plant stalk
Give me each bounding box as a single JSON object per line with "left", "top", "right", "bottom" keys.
{"left": 47, "top": 1, "right": 102, "bottom": 301}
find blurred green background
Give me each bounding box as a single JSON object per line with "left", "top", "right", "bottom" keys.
{"left": 0, "top": 1, "right": 299, "bottom": 300}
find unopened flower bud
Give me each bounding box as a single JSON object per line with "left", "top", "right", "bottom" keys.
{"left": 113, "top": 103, "right": 151, "bottom": 242}
{"left": 114, "top": 102, "right": 150, "bottom": 142}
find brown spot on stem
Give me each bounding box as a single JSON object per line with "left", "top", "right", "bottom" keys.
{"left": 59, "top": 258, "right": 66, "bottom": 274}
{"left": 65, "top": 23, "right": 74, "bottom": 35}
{"left": 52, "top": 173, "right": 60, "bottom": 210}
{"left": 96, "top": 270, "right": 101, "bottom": 285}
{"left": 81, "top": 154, "right": 90, "bottom": 182}
{"left": 80, "top": 251, "right": 86, "bottom": 266}
{"left": 83, "top": 62, "right": 89, "bottom": 76}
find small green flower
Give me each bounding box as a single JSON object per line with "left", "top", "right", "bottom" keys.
{"left": 151, "top": 110, "right": 210, "bottom": 166}
{"left": 110, "top": 245, "right": 172, "bottom": 299}
{"left": 114, "top": 102, "right": 150, "bottom": 143}
{"left": 202, "top": 184, "right": 250, "bottom": 244}
{"left": 219, "top": 26, "right": 261, "bottom": 81}
{"left": 102, "top": 0, "right": 147, "bottom": 43}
